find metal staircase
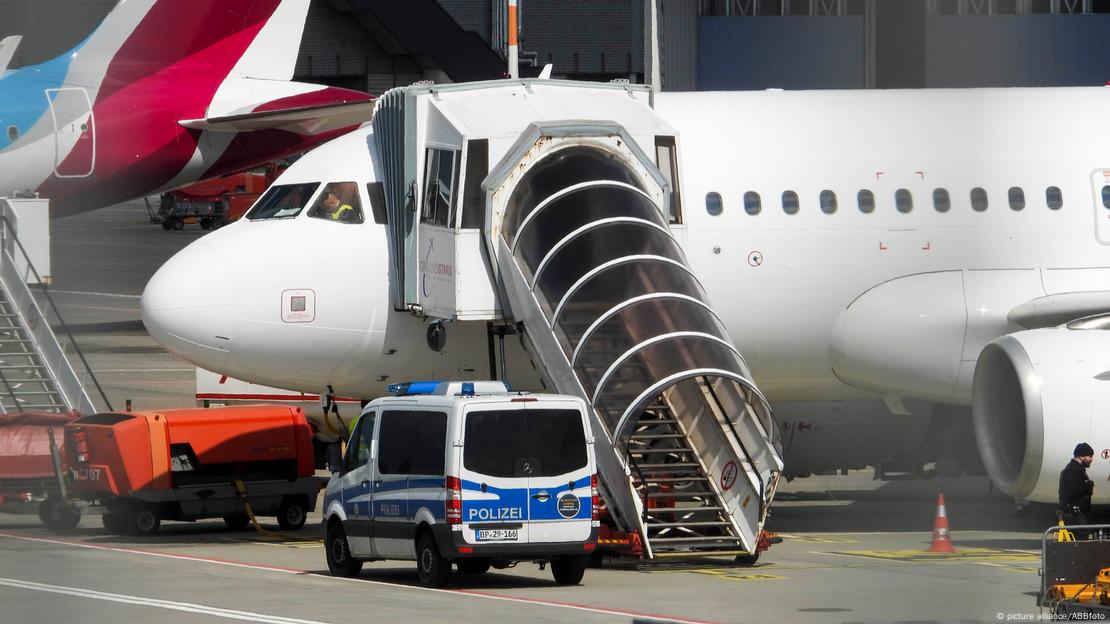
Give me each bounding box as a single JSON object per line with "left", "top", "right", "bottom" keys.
{"left": 371, "top": 80, "right": 784, "bottom": 558}
{"left": 0, "top": 199, "right": 109, "bottom": 415}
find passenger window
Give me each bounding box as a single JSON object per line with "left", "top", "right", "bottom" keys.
{"left": 307, "top": 181, "right": 364, "bottom": 224}
{"left": 857, "top": 189, "right": 875, "bottom": 214}
{"left": 366, "top": 182, "right": 388, "bottom": 224}
{"left": 933, "top": 188, "right": 951, "bottom": 212}
{"left": 743, "top": 191, "right": 761, "bottom": 215}
{"left": 895, "top": 189, "right": 913, "bottom": 213}
{"left": 422, "top": 148, "right": 459, "bottom": 227}
{"left": 6, "top": 126, "right": 17, "bottom": 142}
{"left": 705, "top": 192, "right": 723, "bottom": 216}
{"left": 1008, "top": 186, "right": 1025, "bottom": 211}
{"left": 1102, "top": 185, "right": 1110, "bottom": 210}
{"left": 655, "top": 136, "right": 683, "bottom": 224}
{"left": 246, "top": 182, "right": 320, "bottom": 220}
{"left": 1046, "top": 186, "right": 1063, "bottom": 210}
{"left": 782, "top": 190, "right": 799, "bottom": 215}
{"left": 819, "top": 190, "right": 837, "bottom": 214}
{"left": 971, "top": 187, "right": 989, "bottom": 212}
{"left": 342, "top": 413, "right": 376, "bottom": 473}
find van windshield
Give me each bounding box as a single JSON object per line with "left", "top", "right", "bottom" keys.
{"left": 464, "top": 409, "right": 587, "bottom": 478}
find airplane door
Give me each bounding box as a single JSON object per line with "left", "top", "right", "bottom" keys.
{"left": 46, "top": 87, "right": 95, "bottom": 178}
{"left": 1091, "top": 170, "right": 1110, "bottom": 244}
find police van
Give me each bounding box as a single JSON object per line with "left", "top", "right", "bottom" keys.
{"left": 322, "top": 381, "right": 598, "bottom": 587}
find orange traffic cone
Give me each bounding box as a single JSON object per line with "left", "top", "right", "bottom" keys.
{"left": 928, "top": 493, "right": 956, "bottom": 553}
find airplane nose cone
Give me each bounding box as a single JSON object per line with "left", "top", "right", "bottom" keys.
{"left": 141, "top": 240, "right": 234, "bottom": 371}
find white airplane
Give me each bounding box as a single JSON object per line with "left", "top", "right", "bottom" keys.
{"left": 0, "top": 0, "right": 373, "bottom": 218}
{"left": 142, "top": 79, "right": 1110, "bottom": 509}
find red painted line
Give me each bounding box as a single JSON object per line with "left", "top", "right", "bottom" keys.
{"left": 0, "top": 531, "right": 722, "bottom": 624}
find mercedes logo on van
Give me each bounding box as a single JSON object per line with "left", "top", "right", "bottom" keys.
{"left": 557, "top": 493, "right": 581, "bottom": 519}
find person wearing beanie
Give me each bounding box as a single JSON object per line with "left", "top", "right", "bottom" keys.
{"left": 1059, "top": 442, "right": 1095, "bottom": 528}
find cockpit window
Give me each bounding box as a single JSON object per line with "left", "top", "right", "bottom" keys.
{"left": 307, "top": 182, "right": 364, "bottom": 224}
{"left": 247, "top": 182, "right": 320, "bottom": 220}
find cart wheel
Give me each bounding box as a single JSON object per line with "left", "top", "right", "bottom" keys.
{"left": 734, "top": 552, "right": 759, "bottom": 567}
{"left": 40, "top": 499, "right": 80, "bottom": 531}
{"left": 200, "top": 218, "right": 212, "bottom": 230}
{"left": 130, "top": 506, "right": 160, "bottom": 535}
{"left": 160, "top": 220, "right": 173, "bottom": 230}
{"left": 276, "top": 498, "right": 307, "bottom": 530}
{"left": 101, "top": 513, "right": 127, "bottom": 534}
{"left": 171, "top": 218, "right": 184, "bottom": 231}
{"left": 223, "top": 515, "right": 251, "bottom": 531}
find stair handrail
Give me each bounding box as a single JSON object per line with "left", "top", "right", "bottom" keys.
{"left": 700, "top": 375, "right": 773, "bottom": 522}
{"left": 0, "top": 212, "right": 112, "bottom": 412}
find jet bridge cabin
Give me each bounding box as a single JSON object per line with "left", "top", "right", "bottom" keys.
{"left": 369, "top": 79, "right": 783, "bottom": 559}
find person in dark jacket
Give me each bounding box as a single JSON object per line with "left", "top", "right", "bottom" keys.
{"left": 1059, "top": 442, "right": 1095, "bottom": 527}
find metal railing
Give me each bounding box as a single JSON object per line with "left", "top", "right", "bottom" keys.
{"left": 0, "top": 209, "right": 110, "bottom": 413}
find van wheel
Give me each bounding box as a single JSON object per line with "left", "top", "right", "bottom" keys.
{"left": 223, "top": 515, "right": 251, "bottom": 531}
{"left": 131, "top": 506, "right": 161, "bottom": 535}
{"left": 325, "top": 522, "right": 363, "bottom": 577}
{"left": 277, "top": 498, "right": 307, "bottom": 530}
{"left": 551, "top": 555, "right": 587, "bottom": 585}
{"left": 416, "top": 533, "right": 450, "bottom": 588}
{"left": 457, "top": 558, "right": 491, "bottom": 575}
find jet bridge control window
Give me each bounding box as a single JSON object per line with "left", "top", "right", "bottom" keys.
{"left": 422, "top": 148, "right": 459, "bottom": 228}
{"left": 246, "top": 182, "right": 320, "bottom": 220}
{"left": 655, "top": 136, "right": 683, "bottom": 224}
{"left": 307, "top": 182, "right": 364, "bottom": 224}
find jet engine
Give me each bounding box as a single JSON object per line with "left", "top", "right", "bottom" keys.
{"left": 972, "top": 321, "right": 1110, "bottom": 503}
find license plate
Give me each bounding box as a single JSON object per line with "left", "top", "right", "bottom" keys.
{"left": 476, "top": 528, "right": 518, "bottom": 541}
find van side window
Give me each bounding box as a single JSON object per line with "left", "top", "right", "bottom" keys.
{"left": 377, "top": 410, "right": 446, "bottom": 475}
{"left": 343, "top": 413, "right": 376, "bottom": 473}
{"left": 408, "top": 411, "right": 447, "bottom": 475}
{"left": 377, "top": 412, "right": 410, "bottom": 475}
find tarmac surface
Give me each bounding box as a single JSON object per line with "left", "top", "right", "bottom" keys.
{"left": 0, "top": 200, "right": 1094, "bottom": 623}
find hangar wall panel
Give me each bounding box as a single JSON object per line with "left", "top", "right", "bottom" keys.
{"left": 521, "top": 0, "right": 642, "bottom": 78}
{"left": 697, "top": 16, "right": 865, "bottom": 90}
{"left": 926, "top": 16, "right": 1110, "bottom": 87}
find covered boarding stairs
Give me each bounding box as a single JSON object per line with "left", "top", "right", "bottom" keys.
{"left": 371, "top": 81, "right": 783, "bottom": 557}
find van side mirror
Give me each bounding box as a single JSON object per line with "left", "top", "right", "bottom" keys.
{"left": 327, "top": 443, "right": 343, "bottom": 474}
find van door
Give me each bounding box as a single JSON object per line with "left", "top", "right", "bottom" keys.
{"left": 459, "top": 408, "right": 532, "bottom": 546}
{"left": 522, "top": 406, "right": 592, "bottom": 544}
{"left": 373, "top": 409, "right": 413, "bottom": 558}
{"left": 338, "top": 412, "right": 376, "bottom": 557}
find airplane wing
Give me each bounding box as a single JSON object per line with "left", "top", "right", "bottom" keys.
{"left": 0, "top": 35, "right": 22, "bottom": 74}
{"left": 1007, "top": 290, "right": 1110, "bottom": 328}
{"left": 179, "top": 99, "right": 375, "bottom": 136}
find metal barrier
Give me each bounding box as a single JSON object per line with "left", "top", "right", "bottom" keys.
{"left": 1039, "top": 523, "right": 1110, "bottom": 616}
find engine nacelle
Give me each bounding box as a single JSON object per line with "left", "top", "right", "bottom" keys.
{"left": 972, "top": 325, "right": 1110, "bottom": 503}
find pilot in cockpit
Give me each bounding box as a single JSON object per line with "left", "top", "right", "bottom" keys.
{"left": 309, "top": 183, "right": 363, "bottom": 224}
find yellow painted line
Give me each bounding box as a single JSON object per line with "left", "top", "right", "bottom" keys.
{"left": 688, "top": 569, "right": 786, "bottom": 581}
{"left": 776, "top": 533, "right": 859, "bottom": 544}
{"left": 827, "top": 548, "right": 1038, "bottom": 563}
{"left": 974, "top": 562, "right": 1041, "bottom": 574}
{"left": 240, "top": 538, "right": 321, "bottom": 548}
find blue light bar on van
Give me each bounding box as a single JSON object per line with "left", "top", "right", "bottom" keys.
{"left": 461, "top": 382, "right": 474, "bottom": 396}
{"left": 386, "top": 381, "right": 440, "bottom": 396}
